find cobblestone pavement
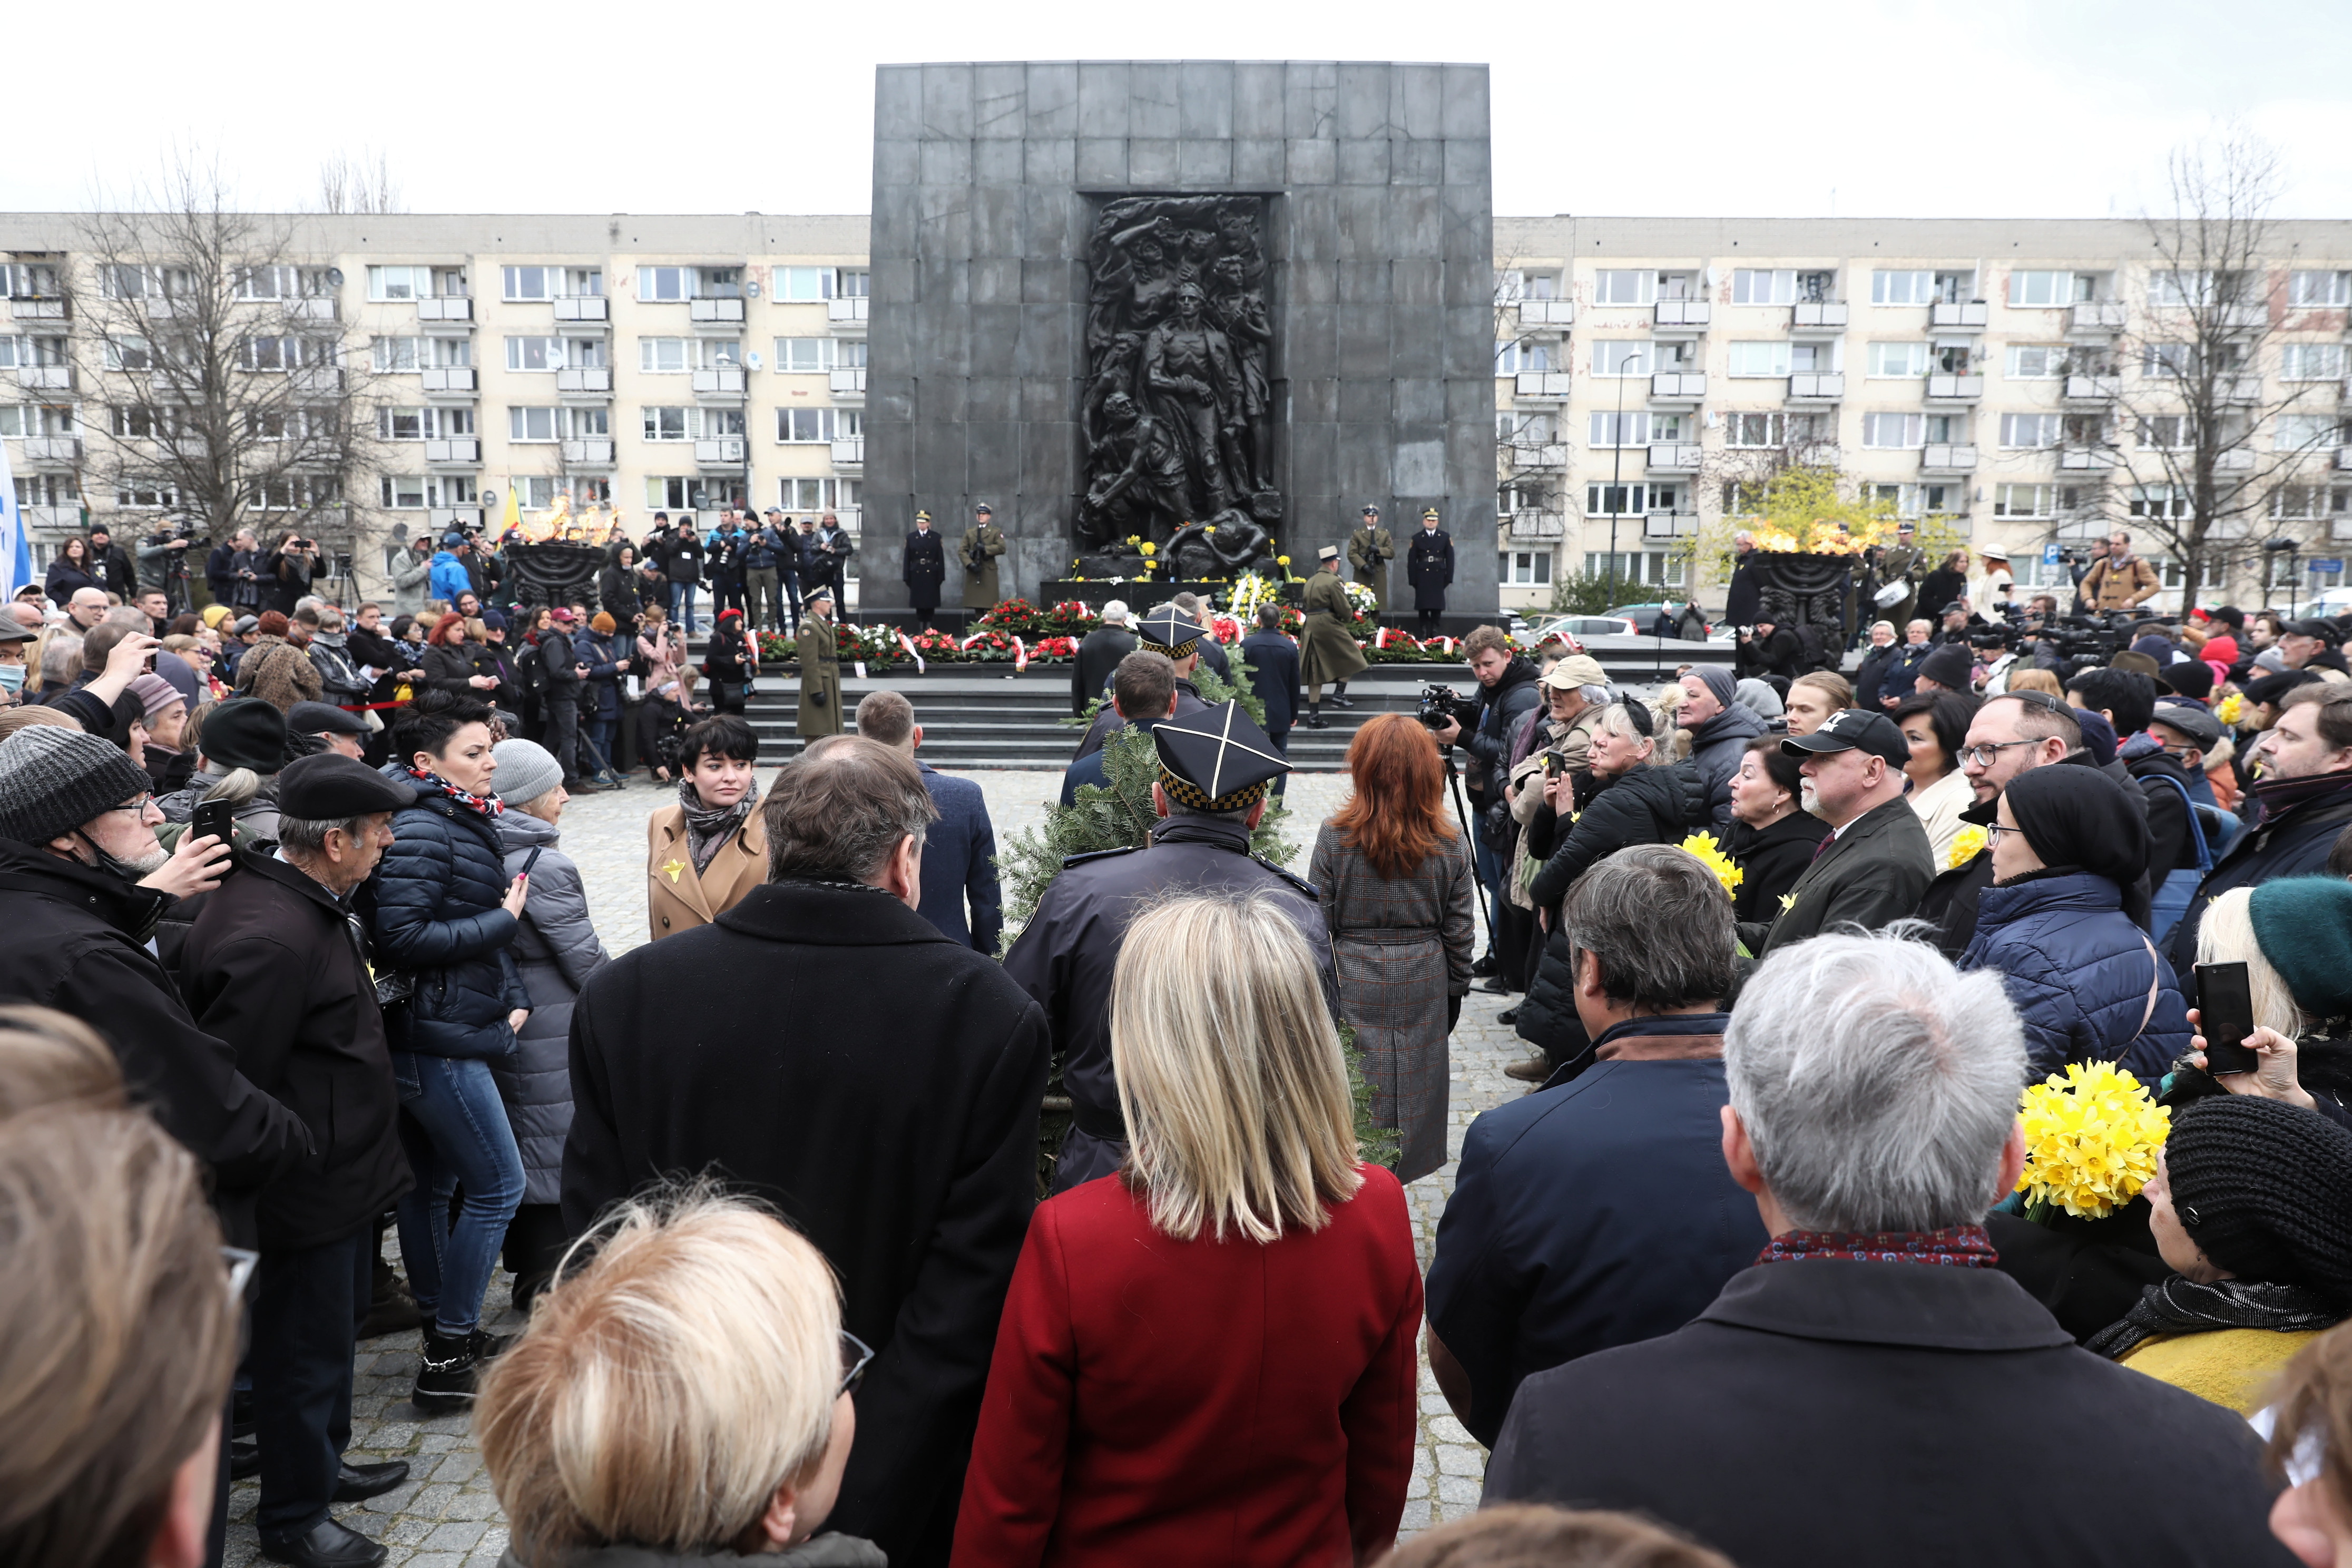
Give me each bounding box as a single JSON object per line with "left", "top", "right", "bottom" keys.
{"left": 227, "top": 767, "right": 1512, "bottom": 1561}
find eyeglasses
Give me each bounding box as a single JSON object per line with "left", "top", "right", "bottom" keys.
{"left": 1959, "top": 739, "right": 2036, "bottom": 769}
{"left": 1985, "top": 822, "right": 2022, "bottom": 845}
{"left": 838, "top": 1330, "right": 874, "bottom": 1398}
{"left": 105, "top": 794, "right": 156, "bottom": 816}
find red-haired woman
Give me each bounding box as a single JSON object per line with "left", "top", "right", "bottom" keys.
{"left": 423, "top": 612, "right": 501, "bottom": 697}
{"left": 1310, "top": 711, "right": 1477, "bottom": 1182}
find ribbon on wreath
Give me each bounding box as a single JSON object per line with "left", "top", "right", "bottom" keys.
{"left": 896, "top": 630, "right": 927, "bottom": 674}
{"left": 1012, "top": 636, "right": 1028, "bottom": 672}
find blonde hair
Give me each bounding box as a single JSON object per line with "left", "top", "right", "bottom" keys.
{"left": 1110, "top": 894, "right": 1363, "bottom": 1243}
{"left": 0, "top": 706, "right": 78, "bottom": 742}
{"left": 0, "top": 1006, "right": 126, "bottom": 1120}
{"left": 2006, "top": 668, "right": 2063, "bottom": 698}
{"left": 475, "top": 1184, "right": 844, "bottom": 1563}
{"left": 2198, "top": 887, "right": 2305, "bottom": 1037}
{"left": 1789, "top": 670, "right": 1852, "bottom": 710}
{"left": 1591, "top": 702, "right": 1664, "bottom": 767}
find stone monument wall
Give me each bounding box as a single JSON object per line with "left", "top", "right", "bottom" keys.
{"left": 861, "top": 60, "right": 1496, "bottom": 619}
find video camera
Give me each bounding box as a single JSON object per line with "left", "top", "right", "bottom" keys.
{"left": 1418, "top": 684, "right": 1481, "bottom": 732}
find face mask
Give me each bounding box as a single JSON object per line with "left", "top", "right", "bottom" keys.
{"left": 0, "top": 664, "right": 22, "bottom": 694}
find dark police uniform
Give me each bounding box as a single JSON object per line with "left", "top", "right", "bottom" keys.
{"left": 1071, "top": 604, "right": 1212, "bottom": 762}
{"left": 1004, "top": 703, "right": 1336, "bottom": 1192}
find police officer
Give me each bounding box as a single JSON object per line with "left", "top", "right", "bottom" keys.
{"left": 1003, "top": 702, "right": 1336, "bottom": 1192}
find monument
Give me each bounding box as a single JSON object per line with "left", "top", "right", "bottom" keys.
{"left": 860, "top": 60, "right": 1497, "bottom": 624}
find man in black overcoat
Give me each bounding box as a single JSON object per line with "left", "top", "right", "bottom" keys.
{"left": 902, "top": 508, "right": 947, "bottom": 631}
{"left": 1406, "top": 506, "right": 1454, "bottom": 634}
{"left": 1240, "top": 602, "right": 1301, "bottom": 799}
{"left": 563, "top": 737, "right": 1049, "bottom": 1568}
{"left": 1070, "top": 599, "right": 1138, "bottom": 717}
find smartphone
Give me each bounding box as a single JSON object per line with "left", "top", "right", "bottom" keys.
{"left": 519, "top": 847, "right": 544, "bottom": 880}
{"left": 2195, "top": 961, "right": 2260, "bottom": 1076}
{"left": 1543, "top": 752, "right": 1564, "bottom": 779}
{"left": 192, "top": 799, "right": 236, "bottom": 873}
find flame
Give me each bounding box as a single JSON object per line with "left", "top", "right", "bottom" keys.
{"left": 520, "top": 493, "right": 625, "bottom": 544}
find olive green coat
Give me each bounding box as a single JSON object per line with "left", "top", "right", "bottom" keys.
{"left": 1299, "top": 569, "right": 1369, "bottom": 687}
{"left": 961, "top": 525, "right": 1007, "bottom": 609}
{"left": 1347, "top": 525, "right": 1395, "bottom": 606}
{"left": 796, "top": 615, "right": 843, "bottom": 738}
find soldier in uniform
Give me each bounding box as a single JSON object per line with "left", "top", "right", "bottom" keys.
{"left": 902, "top": 509, "right": 946, "bottom": 631}
{"left": 1004, "top": 702, "right": 1336, "bottom": 1193}
{"left": 794, "top": 584, "right": 842, "bottom": 746}
{"left": 961, "top": 501, "right": 1007, "bottom": 621}
{"left": 1876, "top": 520, "right": 1926, "bottom": 631}
{"left": 1406, "top": 506, "right": 1454, "bottom": 635}
{"left": 1073, "top": 604, "right": 1211, "bottom": 760}
{"left": 1346, "top": 504, "right": 1395, "bottom": 610}
{"left": 1299, "top": 545, "right": 1369, "bottom": 729}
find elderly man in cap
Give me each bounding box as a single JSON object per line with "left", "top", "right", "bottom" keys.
{"left": 1741, "top": 708, "right": 1936, "bottom": 958}
{"left": 1299, "top": 544, "right": 1368, "bottom": 728}
{"left": 1006, "top": 701, "right": 1334, "bottom": 1193}
{"left": 1074, "top": 603, "right": 1211, "bottom": 759}
{"left": 2276, "top": 618, "right": 2352, "bottom": 678}
{"left": 793, "top": 583, "right": 842, "bottom": 746}
{"left": 287, "top": 700, "right": 370, "bottom": 760}
{"left": 1070, "top": 597, "right": 1136, "bottom": 717}
{"left": 1347, "top": 504, "right": 1395, "bottom": 607}
{"left": 961, "top": 502, "right": 1007, "bottom": 619}
{"left": 180, "top": 753, "right": 416, "bottom": 1567}
{"left": 1675, "top": 664, "right": 1769, "bottom": 831}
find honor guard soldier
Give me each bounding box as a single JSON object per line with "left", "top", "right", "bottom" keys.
{"left": 1005, "top": 701, "right": 1335, "bottom": 1192}
{"left": 961, "top": 502, "right": 1008, "bottom": 619}
{"left": 1407, "top": 506, "right": 1455, "bottom": 635}
{"left": 902, "top": 509, "right": 946, "bottom": 632}
{"left": 1299, "top": 545, "right": 1368, "bottom": 728}
{"left": 1347, "top": 504, "right": 1396, "bottom": 607}
{"left": 795, "top": 584, "right": 842, "bottom": 744}
{"left": 1074, "top": 602, "right": 1211, "bottom": 761}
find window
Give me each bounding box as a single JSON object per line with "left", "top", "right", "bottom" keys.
{"left": 643, "top": 406, "right": 690, "bottom": 442}
{"left": 104, "top": 335, "right": 156, "bottom": 370}
{"left": 249, "top": 407, "right": 329, "bottom": 441}
{"left": 2278, "top": 413, "right": 2346, "bottom": 453}
{"left": 1789, "top": 341, "right": 1833, "bottom": 373}
{"left": 1498, "top": 551, "right": 1553, "bottom": 585}
{"left": 1590, "top": 341, "right": 1651, "bottom": 377}
{"left": 779, "top": 477, "right": 853, "bottom": 511}
{"left": 639, "top": 267, "right": 690, "bottom": 302}
{"left": 1726, "top": 413, "right": 1785, "bottom": 448}
{"left": 1493, "top": 270, "right": 1561, "bottom": 301}
{"left": 2150, "top": 271, "right": 2212, "bottom": 308}
{"left": 2139, "top": 415, "right": 2193, "bottom": 449}
{"left": 2130, "top": 485, "right": 2191, "bottom": 520}
{"left": 1871, "top": 270, "right": 1933, "bottom": 306}
{"left": 2290, "top": 271, "right": 2352, "bottom": 308}
{"left": 380, "top": 475, "right": 429, "bottom": 508}
{"left": 1495, "top": 339, "right": 1555, "bottom": 375}
{"left": 2, "top": 262, "right": 61, "bottom": 299}
{"left": 503, "top": 266, "right": 556, "bottom": 301}
{"left": 836, "top": 270, "right": 868, "bottom": 299}
{"left": 562, "top": 336, "right": 605, "bottom": 369}
{"left": 775, "top": 267, "right": 832, "bottom": 301}
{"left": 505, "top": 337, "right": 562, "bottom": 372}
{"left": 1726, "top": 341, "right": 1791, "bottom": 378}
{"left": 2000, "top": 413, "right": 2064, "bottom": 449}
{"left": 509, "top": 407, "right": 561, "bottom": 442}
{"left": 1498, "top": 411, "right": 1557, "bottom": 446}
{"left": 1994, "top": 484, "right": 2089, "bottom": 518}
{"left": 518, "top": 477, "right": 561, "bottom": 508}
{"left": 2142, "top": 341, "right": 2195, "bottom": 380}
{"left": 1933, "top": 270, "right": 1975, "bottom": 305}
{"left": 1581, "top": 551, "right": 1684, "bottom": 587}
{"left": 2006, "top": 344, "right": 2069, "bottom": 379}
{"left": 2282, "top": 343, "right": 2347, "bottom": 381}
{"left": 640, "top": 337, "right": 691, "bottom": 374}
{"left": 1867, "top": 342, "right": 1928, "bottom": 378}
{"left": 1934, "top": 344, "right": 1974, "bottom": 375}
{"left": 773, "top": 337, "right": 835, "bottom": 374}
{"left": 249, "top": 476, "right": 340, "bottom": 512}
{"left": 1730, "top": 269, "right": 1794, "bottom": 306}
{"left": 777, "top": 408, "right": 854, "bottom": 443}
{"left": 563, "top": 407, "right": 610, "bottom": 437}
{"left": 5, "top": 403, "right": 72, "bottom": 436}
{"left": 1649, "top": 413, "right": 1689, "bottom": 442}
{"left": 237, "top": 336, "right": 335, "bottom": 371}
{"left": 1587, "top": 410, "right": 1649, "bottom": 447}
{"left": 1591, "top": 270, "right": 1655, "bottom": 306}
{"left": 2008, "top": 270, "right": 2096, "bottom": 308}
{"left": 2271, "top": 486, "right": 2352, "bottom": 520}
{"left": 378, "top": 407, "right": 428, "bottom": 441}
{"left": 368, "top": 266, "right": 433, "bottom": 302}
{"left": 238, "top": 265, "right": 334, "bottom": 300}
{"left": 1863, "top": 413, "right": 1925, "bottom": 448}
{"left": 1585, "top": 483, "right": 1658, "bottom": 515}
{"left": 115, "top": 483, "right": 182, "bottom": 509}
{"left": 1871, "top": 482, "right": 1961, "bottom": 517}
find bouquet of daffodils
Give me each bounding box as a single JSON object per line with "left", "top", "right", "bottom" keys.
{"left": 1677, "top": 832, "right": 1744, "bottom": 899}
{"left": 2015, "top": 1061, "right": 2172, "bottom": 1221}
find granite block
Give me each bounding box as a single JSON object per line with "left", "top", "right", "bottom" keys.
{"left": 1179, "top": 61, "right": 1235, "bottom": 140}
{"left": 1391, "top": 257, "right": 1442, "bottom": 310}
{"left": 972, "top": 186, "right": 1024, "bottom": 258}
{"left": 1393, "top": 62, "right": 1444, "bottom": 141}
{"left": 1337, "top": 262, "right": 1390, "bottom": 306}
{"left": 919, "top": 139, "right": 973, "bottom": 191}
{"left": 973, "top": 63, "right": 1027, "bottom": 137}
{"left": 1443, "top": 139, "right": 1491, "bottom": 190}
{"left": 1393, "top": 138, "right": 1444, "bottom": 186}
{"left": 1025, "top": 62, "right": 1079, "bottom": 136}
{"left": 1337, "top": 136, "right": 1390, "bottom": 187}
{"left": 1286, "top": 139, "right": 1337, "bottom": 187}
{"left": 1076, "top": 63, "right": 1131, "bottom": 139}
{"left": 1177, "top": 139, "right": 1234, "bottom": 187}
{"left": 1232, "top": 62, "right": 1286, "bottom": 139}
{"left": 1336, "top": 422, "right": 1391, "bottom": 496}
{"left": 1440, "top": 63, "right": 1488, "bottom": 140}
{"left": 1338, "top": 375, "right": 1392, "bottom": 425}
{"left": 1389, "top": 186, "right": 1441, "bottom": 256}
{"left": 1289, "top": 419, "right": 1337, "bottom": 498}
{"left": 973, "top": 138, "right": 1023, "bottom": 188}
{"left": 966, "top": 306, "right": 1022, "bottom": 366}
{"left": 1290, "top": 260, "right": 1337, "bottom": 307}
{"left": 1075, "top": 138, "right": 1127, "bottom": 188}
{"left": 920, "top": 63, "right": 974, "bottom": 140}
{"left": 1129, "top": 69, "right": 1181, "bottom": 140}
{"left": 1023, "top": 138, "right": 1076, "bottom": 189}
{"left": 874, "top": 139, "right": 921, "bottom": 190}
{"left": 1395, "top": 377, "right": 1445, "bottom": 425}
{"left": 1339, "top": 311, "right": 1394, "bottom": 378}
{"left": 1128, "top": 139, "right": 1181, "bottom": 188}
{"left": 1233, "top": 138, "right": 1285, "bottom": 188}
{"left": 1290, "top": 376, "right": 1339, "bottom": 424}
{"left": 1020, "top": 422, "right": 1078, "bottom": 496}
{"left": 1337, "top": 63, "right": 1391, "bottom": 140}
{"left": 915, "top": 420, "right": 969, "bottom": 489}
{"left": 1285, "top": 61, "right": 1339, "bottom": 140}
{"left": 1014, "top": 303, "right": 1075, "bottom": 378}
{"left": 1392, "top": 437, "right": 1446, "bottom": 496}
{"left": 968, "top": 422, "right": 1020, "bottom": 493}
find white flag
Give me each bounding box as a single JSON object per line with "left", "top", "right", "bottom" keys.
{"left": 0, "top": 433, "right": 29, "bottom": 601}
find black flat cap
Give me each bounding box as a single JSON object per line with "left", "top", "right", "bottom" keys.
{"left": 1153, "top": 702, "right": 1289, "bottom": 813}
{"left": 1917, "top": 643, "right": 1975, "bottom": 690}
{"left": 2245, "top": 670, "right": 2323, "bottom": 708}
{"left": 1135, "top": 603, "right": 1206, "bottom": 659}
{"left": 200, "top": 698, "right": 289, "bottom": 773}
{"left": 287, "top": 701, "right": 369, "bottom": 737}
{"left": 1781, "top": 708, "right": 1912, "bottom": 767}
{"left": 276, "top": 753, "right": 414, "bottom": 820}
{"left": 2150, "top": 701, "right": 2225, "bottom": 749}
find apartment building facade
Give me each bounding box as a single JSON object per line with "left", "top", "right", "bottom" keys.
{"left": 5, "top": 212, "right": 2351, "bottom": 612}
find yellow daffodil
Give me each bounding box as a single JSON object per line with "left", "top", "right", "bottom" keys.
{"left": 2216, "top": 692, "right": 2246, "bottom": 726}
{"left": 1140, "top": 542, "right": 1157, "bottom": 556}
{"left": 1277, "top": 554, "right": 1291, "bottom": 566}
{"left": 1679, "top": 831, "right": 1745, "bottom": 898}
{"left": 2015, "top": 1062, "right": 2171, "bottom": 1219}
{"left": 1778, "top": 891, "right": 1797, "bottom": 914}
{"left": 1946, "top": 824, "right": 1988, "bottom": 870}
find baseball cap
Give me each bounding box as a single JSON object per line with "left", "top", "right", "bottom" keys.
{"left": 1780, "top": 708, "right": 1910, "bottom": 767}
{"left": 1540, "top": 655, "right": 1608, "bottom": 691}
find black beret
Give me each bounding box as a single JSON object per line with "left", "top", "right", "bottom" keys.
{"left": 275, "top": 753, "right": 415, "bottom": 821}
{"left": 286, "top": 701, "right": 370, "bottom": 737}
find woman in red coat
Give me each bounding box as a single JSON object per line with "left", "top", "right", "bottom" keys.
{"left": 954, "top": 890, "right": 1423, "bottom": 1568}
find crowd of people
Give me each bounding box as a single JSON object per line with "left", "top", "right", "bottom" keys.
{"left": 15, "top": 526, "right": 2352, "bottom": 1568}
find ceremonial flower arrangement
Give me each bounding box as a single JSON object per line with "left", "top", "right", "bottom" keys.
{"left": 1946, "top": 823, "right": 1988, "bottom": 870}
{"left": 1341, "top": 580, "right": 1380, "bottom": 616}
{"left": 1224, "top": 571, "right": 1288, "bottom": 624}
{"left": 2014, "top": 1062, "right": 2172, "bottom": 1221}
{"left": 1678, "top": 832, "right": 1745, "bottom": 899}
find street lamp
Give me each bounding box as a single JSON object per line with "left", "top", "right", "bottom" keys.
{"left": 1604, "top": 351, "right": 1630, "bottom": 608}
{"left": 2262, "top": 535, "right": 2301, "bottom": 618}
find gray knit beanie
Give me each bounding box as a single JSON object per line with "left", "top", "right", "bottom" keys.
{"left": 1693, "top": 663, "right": 1737, "bottom": 709}
{"left": 0, "top": 724, "right": 154, "bottom": 847}
{"left": 492, "top": 739, "right": 563, "bottom": 808}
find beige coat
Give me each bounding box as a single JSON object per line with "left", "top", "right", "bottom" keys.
{"left": 646, "top": 803, "right": 768, "bottom": 940}
{"left": 1505, "top": 703, "right": 1602, "bottom": 909}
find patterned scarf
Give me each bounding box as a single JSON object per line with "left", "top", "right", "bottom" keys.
{"left": 407, "top": 765, "right": 503, "bottom": 817}
{"left": 679, "top": 774, "right": 759, "bottom": 873}
{"left": 2086, "top": 1275, "right": 2344, "bottom": 1361}
{"left": 1757, "top": 1223, "right": 2000, "bottom": 1269}
{"left": 2249, "top": 768, "right": 2352, "bottom": 825}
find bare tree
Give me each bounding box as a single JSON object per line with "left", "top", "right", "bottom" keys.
{"left": 71, "top": 152, "right": 376, "bottom": 580}
{"left": 1491, "top": 257, "right": 1570, "bottom": 561}
{"left": 2079, "top": 129, "right": 2333, "bottom": 603}
{"left": 314, "top": 148, "right": 404, "bottom": 216}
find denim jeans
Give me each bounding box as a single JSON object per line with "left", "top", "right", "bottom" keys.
{"left": 391, "top": 1052, "right": 524, "bottom": 1337}
{"left": 585, "top": 717, "right": 617, "bottom": 776}
{"left": 668, "top": 579, "right": 700, "bottom": 632}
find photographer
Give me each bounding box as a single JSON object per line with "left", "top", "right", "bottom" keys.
{"left": 138, "top": 517, "right": 194, "bottom": 615}
{"left": 260, "top": 531, "right": 320, "bottom": 619}
{"left": 1432, "top": 625, "right": 1542, "bottom": 990}
{"left": 84, "top": 524, "right": 138, "bottom": 603}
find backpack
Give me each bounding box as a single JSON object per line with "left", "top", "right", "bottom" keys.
{"left": 1792, "top": 623, "right": 1829, "bottom": 671}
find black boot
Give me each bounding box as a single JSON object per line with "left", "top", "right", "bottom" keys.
{"left": 412, "top": 1327, "right": 482, "bottom": 1412}
{"left": 1330, "top": 683, "right": 1354, "bottom": 709}
{"left": 1303, "top": 702, "right": 1329, "bottom": 729}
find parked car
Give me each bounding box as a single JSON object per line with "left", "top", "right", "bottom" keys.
{"left": 1524, "top": 614, "right": 1640, "bottom": 643}
{"left": 1605, "top": 602, "right": 1724, "bottom": 641}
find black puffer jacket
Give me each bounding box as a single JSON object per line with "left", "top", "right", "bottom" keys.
{"left": 1518, "top": 764, "right": 1695, "bottom": 1055}
{"left": 365, "top": 765, "right": 526, "bottom": 1060}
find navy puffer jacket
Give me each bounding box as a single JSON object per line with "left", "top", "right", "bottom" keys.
{"left": 366, "top": 764, "right": 527, "bottom": 1060}
{"left": 1958, "top": 868, "right": 2190, "bottom": 1084}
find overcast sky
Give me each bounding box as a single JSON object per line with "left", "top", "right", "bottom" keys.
{"left": 9, "top": 0, "right": 2348, "bottom": 222}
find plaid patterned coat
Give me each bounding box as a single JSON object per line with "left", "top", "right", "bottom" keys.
{"left": 1310, "top": 821, "right": 1477, "bottom": 1183}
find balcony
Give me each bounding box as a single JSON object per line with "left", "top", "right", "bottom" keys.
{"left": 691, "top": 367, "right": 746, "bottom": 398}
{"left": 561, "top": 438, "right": 615, "bottom": 467}
{"left": 694, "top": 437, "right": 746, "bottom": 467}
{"left": 827, "top": 297, "right": 869, "bottom": 328}
{"left": 2213, "top": 304, "right": 2266, "bottom": 332}
{"left": 1513, "top": 371, "right": 1572, "bottom": 401}
{"left": 1922, "top": 444, "right": 1978, "bottom": 473}
{"left": 288, "top": 297, "right": 338, "bottom": 322}
{"left": 553, "top": 296, "right": 610, "bottom": 322}
{"left": 7, "top": 298, "right": 66, "bottom": 321}
{"left": 2059, "top": 447, "right": 2115, "bottom": 470}
{"left": 1643, "top": 511, "right": 1699, "bottom": 540}
{"left": 690, "top": 297, "right": 746, "bottom": 325}
{"left": 2064, "top": 374, "right": 2120, "bottom": 402}
{"left": 1649, "top": 372, "right": 1707, "bottom": 403}
{"left": 424, "top": 438, "right": 481, "bottom": 466}
{"left": 428, "top": 506, "right": 484, "bottom": 533}
{"left": 2336, "top": 447, "right": 2352, "bottom": 472}
{"left": 15, "top": 365, "right": 71, "bottom": 391}
{"left": 289, "top": 366, "right": 344, "bottom": 395}
{"left": 2217, "top": 374, "right": 2265, "bottom": 404}
{"left": 2069, "top": 302, "right": 2129, "bottom": 334}
{"left": 2217, "top": 447, "right": 2256, "bottom": 471}
{"left": 829, "top": 436, "right": 865, "bottom": 468}
{"left": 1926, "top": 373, "right": 1985, "bottom": 401}
{"left": 1787, "top": 373, "right": 1844, "bottom": 401}
{"left": 829, "top": 368, "right": 867, "bottom": 399}
{"left": 555, "top": 367, "right": 612, "bottom": 395}
{"left": 1792, "top": 301, "right": 1848, "bottom": 331}
{"left": 420, "top": 366, "right": 477, "bottom": 394}
{"left": 416, "top": 297, "right": 472, "bottom": 324}
{"left": 1652, "top": 300, "right": 1710, "bottom": 331}
{"left": 1508, "top": 442, "right": 1568, "bottom": 468}
{"left": 23, "top": 504, "right": 80, "bottom": 531}
{"left": 19, "top": 435, "right": 80, "bottom": 462}
{"left": 1516, "top": 299, "right": 1574, "bottom": 328}
{"left": 1504, "top": 513, "right": 1564, "bottom": 542}
{"left": 1929, "top": 301, "right": 1989, "bottom": 330}
{"left": 1646, "top": 442, "right": 1703, "bottom": 472}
